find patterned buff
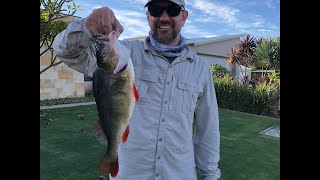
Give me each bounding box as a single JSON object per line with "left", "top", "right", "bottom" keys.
{"left": 149, "top": 31, "right": 187, "bottom": 57}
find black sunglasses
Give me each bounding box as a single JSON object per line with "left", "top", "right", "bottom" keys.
{"left": 148, "top": 5, "right": 183, "bottom": 17}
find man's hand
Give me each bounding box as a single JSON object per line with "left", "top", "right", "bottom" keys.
{"left": 85, "top": 7, "right": 124, "bottom": 38}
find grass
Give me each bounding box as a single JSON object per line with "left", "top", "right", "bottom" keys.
{"left": 40, "top": 105, "right": 279, "bottom": 180}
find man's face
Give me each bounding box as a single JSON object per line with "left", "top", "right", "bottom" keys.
{"left": 147, "top": 1, "right": 188, "bottom": 45}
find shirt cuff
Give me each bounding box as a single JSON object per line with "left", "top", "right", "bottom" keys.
{"left": 203, "top": 175, "right": 218, "bottom": 180}
{"left": 201, "top": 168, "right": 221, "bottom": 179}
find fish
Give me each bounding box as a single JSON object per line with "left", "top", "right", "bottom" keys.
{"left": 92, "top": 31, "right": 139, "bottom": 178}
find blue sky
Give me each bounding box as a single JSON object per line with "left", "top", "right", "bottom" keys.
{"left": 70, "top": 0, "right": 280, "bottom": 40}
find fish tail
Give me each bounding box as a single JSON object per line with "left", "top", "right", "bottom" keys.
{"left": 97, "top": 157, "right": 109, "bottom": 175}
{"left": 97, "top": 156, "right": 119, "bottom": 178}
{"left": 122, "top": 126, "right": 129, "bottom": 143}
{"left": 108, "top": 159, "right": 119, "bottom": 178}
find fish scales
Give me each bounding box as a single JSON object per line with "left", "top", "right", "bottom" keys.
{"left": 92, "top": 31, "right": 138, "bottom": 178}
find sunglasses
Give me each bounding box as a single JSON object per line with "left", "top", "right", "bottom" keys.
{"left": 148, "top": 5, "right": 183, "bottom": 17}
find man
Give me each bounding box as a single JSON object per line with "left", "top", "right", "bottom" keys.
{"left": 53, "top": 0, "right": 221, "bottom": 179}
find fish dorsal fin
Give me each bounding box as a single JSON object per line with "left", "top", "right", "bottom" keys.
{"left": 133, "top": 82, "right": 139, "bottom": 102}
{"left": 92, "top": 119, "right": 108, "bottom": 145}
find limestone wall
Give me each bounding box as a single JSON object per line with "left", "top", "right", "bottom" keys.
{"left": 40, "top": 47, "right": 85, "bottom": 100}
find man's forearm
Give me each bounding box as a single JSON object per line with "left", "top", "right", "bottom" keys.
{"left": 52, "top": 18, "right": 98, "bottom": 77}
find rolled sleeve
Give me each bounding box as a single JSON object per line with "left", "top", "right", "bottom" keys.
{"left": 193, "top": 65, "right": 221, "bottom": 179}
{"left": 52, "top": 18, "right": 98, "bottom": 77}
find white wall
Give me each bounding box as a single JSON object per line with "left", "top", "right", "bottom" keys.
{"left": 196, "top": 54, "right": 228, "bottom": 67}
{"left": 40, "top": 46, "right": 85, "bottom": 100}
{"left": 235, "top": 65, "right": 252, "bottom": 83}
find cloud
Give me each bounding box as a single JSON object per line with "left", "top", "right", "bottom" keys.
{"left": 183, "top": 22, "right": 217, "bottom": 38}
{"left": 265, "top": 0, "right": 274, "bottom": 8}
{"left": 252, "top": 15, "right": 265, "bottom": 28}
{"left": 129, "top": 0, "right": 147, "bottom": 5}
{"left": 90, "top": 5, "right": 103, "bottom": 10}
{"left": 112, "top": 9, "right": 150, "bottom": 39}
{"left": 257, "top": 29, "right": 272, "bottom": 32}
{"left": 191, "top": 0, "right": 239, "bottom": 23}
{"left": 189, "top": 0, "right": 249, "bottom": 30}
{"left": 70, "top": 0, "right": 279, "bottom": 39}
{"left": 187, "top": 0, "right": 279, "bottom": 38}
{"left": 123, "top": 0, "right": 148, "bottom": 8}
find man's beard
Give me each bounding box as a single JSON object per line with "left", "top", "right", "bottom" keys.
{"left": 152, "top": 21, "right": 180, "bottom": 45}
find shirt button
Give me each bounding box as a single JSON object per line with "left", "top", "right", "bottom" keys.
{"left": 164, "top": 101, "right": 168, "bottom": 104}
{"left": 159, "top": 138, "right": 163, "bottom": 142}
{"left": 157, "top": 155, "right": 160, "bottom": 160}
{"left": 162, "top": 118, "right": 165, "bottom": 122}
{"left": 166, "top": 81, "right": 170, "bottom": 85}
{"left": 155, "top": 173, "right": 159, "bottom": 177}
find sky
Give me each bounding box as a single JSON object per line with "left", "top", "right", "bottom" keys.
{"left": 69, "top": 0, "right": 280, "bottom": 40}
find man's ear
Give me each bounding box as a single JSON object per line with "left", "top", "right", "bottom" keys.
{"left": 181, "top": 10, "right": 188, "bottom": 26}
{"left": 146, "top": 11, "right": 152, "bottom": 27}
{"left": 146, "top": 11, "right": 150, "bottom": 21}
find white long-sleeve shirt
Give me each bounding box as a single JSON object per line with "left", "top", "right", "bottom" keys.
{"left": 53, "top": 18, "right": 221, "bottom": 180}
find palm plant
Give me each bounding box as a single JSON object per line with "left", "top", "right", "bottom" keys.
{"left": 227, "top": 35, "right": 257, "bottom": 85}
{"left": 253, "top": 37, "right": 280, "bottom": 71}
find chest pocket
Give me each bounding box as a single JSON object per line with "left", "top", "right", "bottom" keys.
{"left": 170, "top": 79, "right": 203, "bottom": 113}
{"left": 134, "top": 67, "right": 159, "bottom": 105}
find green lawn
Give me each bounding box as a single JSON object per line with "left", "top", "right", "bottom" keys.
{"left": 40, "top": 105, "right": 279, "bottom": 180}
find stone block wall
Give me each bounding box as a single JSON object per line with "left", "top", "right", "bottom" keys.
{"left": 40, "top": 47, "right": 85, "bottom": 100}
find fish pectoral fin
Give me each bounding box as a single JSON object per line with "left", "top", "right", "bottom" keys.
{"left": 122, "top": 126, "right": 130, "bottom": 143}
{"left": 93, "top": 119, "right": 108, "bottom": 145}
{"left": 133, "top": 82, "right": 139, "bottom": 102}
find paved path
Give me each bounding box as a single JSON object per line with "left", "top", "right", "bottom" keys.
{"left": 40, "top": 102, "right": 96, "bottom": 110}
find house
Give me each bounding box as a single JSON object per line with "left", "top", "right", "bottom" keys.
{"left": 40, "top": 33, "right": 247, "bottom": 100}
{"left": 187, "top": 34, "right": 247, "bottom": 67}
{"left": 127, "top": 34, "right": 249, "bottom": 81}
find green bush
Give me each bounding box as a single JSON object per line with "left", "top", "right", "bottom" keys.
{"left": 211, "top": 64, "right": 233, "bottom": 79}
{"left": 40, "top": 95, "right": 94, "bottom": 106}
{"left": 212, "top": 65, "right": 279, "bottom": 117}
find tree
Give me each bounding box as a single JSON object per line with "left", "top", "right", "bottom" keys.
{"left": 40, "top": 0, "right": 82, "bottom": 74}
{"left": 227, "top": 35, "right": 257, "bottom": 85}
{"left": 253, "top": 37, "right": 280, "bottom": 71}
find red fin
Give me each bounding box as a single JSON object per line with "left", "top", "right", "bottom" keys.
{"left": 133, "top": 82, "right": 139, "bottom": 102}
{"left": 97, "top": 158, "right": 108, "bottom": 175}
{"left": 108, "top": 160, "right": 119, "bottom": 178}
{"left": 122, "top": 126, "right": 129, "bottom": 143}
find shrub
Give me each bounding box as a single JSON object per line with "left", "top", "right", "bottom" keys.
{"left": 212, "top": 65, "right": 279, "bottom": 117}
{"left": 40, "top": 96, "right": 94, "bottom": 106}
{"left": 211, "top": 64, "right": 233, "bottom": 79}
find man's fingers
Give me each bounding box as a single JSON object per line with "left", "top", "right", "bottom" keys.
{"left": 96, "top": 34, "right": 111, "bottom": 41}
{"left": 113, "top": 18, "right": 124, "bottom": 36}
{"left": 100, "top": 8, "right": 113, "bottom": 34}
{"left": 84, "top": 7, "right": 124, "bottom": 38}
{"left": 84, "top": 18, "right": 99, "bottom": 36}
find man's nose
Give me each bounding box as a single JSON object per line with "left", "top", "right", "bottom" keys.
{"left": 159, "top": 10, "right": 170, "bottom": 21}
